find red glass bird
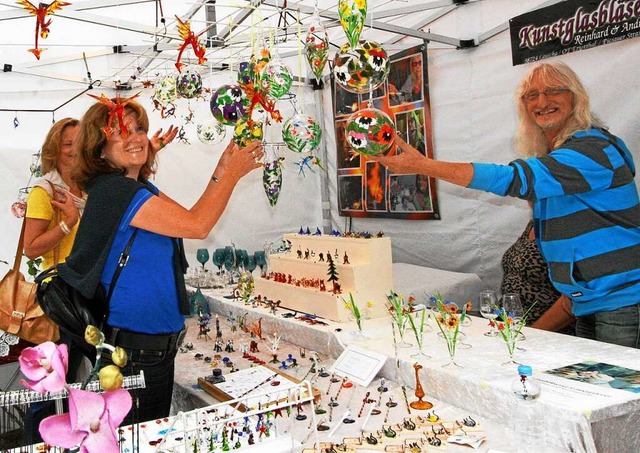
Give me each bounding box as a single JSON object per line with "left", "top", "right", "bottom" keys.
{"left": 17, "top": 0, "right": 71, "bottom": 59}
{"left": 86, "top": 92, "right": 141, "bottom": 138}
{"left": 175, "top": 15, "right": 207, "bottom": 72}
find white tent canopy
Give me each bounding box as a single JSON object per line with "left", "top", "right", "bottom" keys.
{"left": 1, "top": 0, "right": 639, "bottom": 296}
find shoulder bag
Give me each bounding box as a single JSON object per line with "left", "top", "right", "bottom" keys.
{"left": 35, "top": 230, "right": 138, "bottom": 357}
{"left": 0, "top": 218, "right": 60, "bottom": 344}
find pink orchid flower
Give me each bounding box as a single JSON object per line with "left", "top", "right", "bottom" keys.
{"left": 40, "top": 387, "right": 132, "bottom": 453}
{"left": 19, "top": 342, "right": 68, "bottom": 393}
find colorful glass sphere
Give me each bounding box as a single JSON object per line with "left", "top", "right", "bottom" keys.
{"left": 282, "top": 114, "right": 322, "bottom": 153}
{"left": 152, "top": 75, "right": 178, "bottom": 106}
{"left": 210, "top": 84, "right": 249, "bottom": 126}
{"left": 345, "top": 107, "right": 396, "bottom": 156}
{"left": 260, "top": 60, "right": 293, "bottom": 100}
{"left": 333, "top": 40, "right": 389, "bottom": 94}
{"left": 233, "top": 120, "right": 263, "bottom": 148}
{"left": 196, "top": 119, "right": 226, "bottom": 145}
{"left": 176, "top": 68, "right": 203, "bottom": 99}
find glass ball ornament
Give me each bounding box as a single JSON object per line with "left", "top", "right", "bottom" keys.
{"left": 260, "top": 60, "right": 293, "bottom": 100}
{"left": 333, "top": 40, "right": 389, "bottom": 94}
{"left": 282, "top": 114, "right": 322, "bottom": 154}
{"left": 11, "top": 200, "right": 26, "bottom": 218}
{"left": 345, "top": 107, "right": 396, "bottom": 156}
{"left": 196, "top": 119, "right": 226, "bottom": 145}
{"left": 176, "top": 68, "right": 203, "bottom": 99}
{"left": 152, "top": 75, "right": 178, "bottom": 106}
{"left": 233, "top": 120, "right": 263, "bottom": 148}
{"left": 210, "top": 84, "right": 249, "bottom": 126}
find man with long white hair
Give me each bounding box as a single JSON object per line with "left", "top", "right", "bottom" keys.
{"left": 374, "top": 62, "right": 640, "bottom": 348}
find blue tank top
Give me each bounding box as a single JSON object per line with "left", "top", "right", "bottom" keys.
{"left": 101, "top": 185, "right": 185, "bottom": 334}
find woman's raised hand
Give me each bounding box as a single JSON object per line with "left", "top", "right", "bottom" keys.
{"left": 215, "top": 140, "right": 265, "bottom": 183}
{"left": 150, "top": 125, "right": 179, "bottom": 153}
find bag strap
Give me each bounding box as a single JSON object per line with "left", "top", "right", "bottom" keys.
{"left": 8, "top": 217, "right": 36, "bottom": 335}
{"left": 13, "top": 216, "right": 28, "bottom": 271}
{"left": 45, "top": 180, "right": 62, "bottom": 266}
{"left": 102, "top": 229, "right": 138, "bottom": 324}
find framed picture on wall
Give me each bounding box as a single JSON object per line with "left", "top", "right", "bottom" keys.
{"left": 333, "top": 44, "right": 439, "bottom": 220}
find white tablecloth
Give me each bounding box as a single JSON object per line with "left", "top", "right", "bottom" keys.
{"left": 188, "top": 288, "right": 640, "bottom": 453}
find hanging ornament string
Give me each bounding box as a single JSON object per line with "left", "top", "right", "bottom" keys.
{"left": 296, "top": 8, "right": 303, "bottom": 112}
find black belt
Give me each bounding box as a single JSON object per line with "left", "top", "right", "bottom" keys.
{"left": 105, "top": 326, "right": 187, "bottom": 352}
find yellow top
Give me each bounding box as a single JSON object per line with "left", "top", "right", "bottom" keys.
{"left": 25, "top": 186, "right": 79, "bottom": 270}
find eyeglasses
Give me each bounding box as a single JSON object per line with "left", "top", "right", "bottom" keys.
{"left": 522, "top": 87, "right": 569, "bottom": 102}
{"left": 410, "top": 61, "right": 421, "bottom": 68}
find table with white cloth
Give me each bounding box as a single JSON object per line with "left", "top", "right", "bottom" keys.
{"left": 176, "top": 288, "right": 640, "bottom": 453}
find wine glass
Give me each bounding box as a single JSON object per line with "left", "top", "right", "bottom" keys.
{"left": 236, "top": 249, "right": 249, "bottom": 272}
{"left": 196, "top": 248, "right": 209, "bottom": 269}
{"left": 212, "top": 248, "right": 226, "bottom": 274}
{"left": 503, "top": 293, "right": 526, "bottom": 341}
{"left": 479, "top": 290, "right": 499, "bottom": 337}
{"left": 254, "top": 251, "right": 267, "bottom": 277}
{"left": 245, "top": 254, "right": 257, "bottom": 275}
{"left": 224, "top": 246, "right": 237, "bottom": 284}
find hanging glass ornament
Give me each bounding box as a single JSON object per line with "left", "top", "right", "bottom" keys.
{"left": 11, "top": 200, "right": 26, "bottom": 218}
{"left": 338, "top": 0, "right": 367, "bottom": 48}
{"left": 237, "top": 60, "right": 255, "bottom": 85}
{"left": 196, "top": 119, "right": 226, "bottom": 145}
{"left": 233, "top": 119, "right": 263, "bottom": 148}
{"left": 263, "top": 157, "right": 285, "bottom": 207}
{"left": 345, "top": 107, "right": 396, "bottom": 156}
{"left": 152, "top": 75, "right": 178, "bottom": 106}
{"left": 152, "top": 75, "right": 178, "bottom": 117}
{"left": 210, "top": 84, "right": 249, "bottom": 126}
{"left": 260, "top": 60, "right": 293, "bottom": 100}
{"left": 334, "top": 40, "right": 389, "bottom": 94}
{"left": 176, "top": 68, "right": 203, "bottom": 99}
{"left": 304, "top": 15, "right": 329, "bottom": 83}
{"left": 251, "top": 37, "right": 272, "bottom": 72}
{"left": 282, "top": 114, "right": 322, "bottom": 154}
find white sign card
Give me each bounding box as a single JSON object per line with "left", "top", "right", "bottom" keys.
{"left": 329, "top": 344, "right": 387, "bottom": 387}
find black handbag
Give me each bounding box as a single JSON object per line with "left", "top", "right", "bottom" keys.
{"left": 35, "top": 230, "right": 138, "bottom": 358}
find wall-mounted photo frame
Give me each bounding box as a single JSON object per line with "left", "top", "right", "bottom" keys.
{"left": 333, "top": 44, "right": 439, "bottom": 220}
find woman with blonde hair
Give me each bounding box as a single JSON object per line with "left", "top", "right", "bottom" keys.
{"left": 24, "top": 118, "right": 84, "bottom": 269}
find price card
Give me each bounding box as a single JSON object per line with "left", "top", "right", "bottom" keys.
{"left": 329, "top": 345, "right": 387, "bottom": 387}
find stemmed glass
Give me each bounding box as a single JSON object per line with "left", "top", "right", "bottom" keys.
{"left": 245, "top": 254, "right": 257, "bottom": 275}
{"left": 254, "top": 251, "right": 267, "bottom": 277}
{"left": 503, "top": 293, "right": 526, "bottom": 341}
{"left": 224, "top": 246, "right": 237, "bottom": 284}
{"left": 212, "top": 248, "right": 226, "bottom": 275}
{"left": 479, "top": 290, "right": 499, "bottom": 337}
{"left": 196, "top": 248, "right": 209, "bottom": 269}
{"left": 195, "top": 248, "right": 210, "bottom": 287}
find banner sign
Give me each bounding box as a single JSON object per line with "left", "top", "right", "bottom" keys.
{"left": 510, "top": 0, "right": 640, "bottom": 66}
